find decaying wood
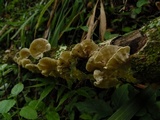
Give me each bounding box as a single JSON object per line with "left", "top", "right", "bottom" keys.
{"left": 110, "top": 30, "right": 148, "bottom": 54}
{"left": 7, "top": 16, "right": 160, "bottom": 88}
{"left": 110, "top": 16, "right": 160, "bottom": 83}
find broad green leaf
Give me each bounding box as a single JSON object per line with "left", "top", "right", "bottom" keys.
{"left": 36, "top": 85, "right": 54, "bottom": 107}
{"left": 2, "top": 113, "right": 12, "bottom": 120}
{"left": 56, "top": 91, "right": 75, "bottom": 110}
{"left": 45, "top": 111, "right": 60, "bottom": 120}
{"left": 139, "top": 114, "right": 153, "bottom": 120}
{"left": 80, "top": 113, "right": 92, "bottom": 120}
{"left": 76, "top": 87, "right": 96, "bottom": 98}
{"left": 75, "top": 99, "right": 113, "bottom": 119}
{"left": 0, "top": 99, "right": 16, "bottom": 113}
{"left": 11, "top": 83, "right": 24, "bottom": 96}
{"left": 28, "top": 100, "right": 45, "bottom": 111}
{"left": 132, "top": 7, "right": 142, "bottom": 15}
{"left": 108, "top": 87, "right": 155, "bottom": 120}
{"left": 20, "top": 106, "right": 37, "bottom": 119}
{"left": 0, "top": 64, "right": 7, "bottom": 71}
{"left": 122, "top": 27, "right": 132, "bottom": 32}
{"left": 111, "top": 84, "right": 129, "bottom": 109}
{"left": 136, "top": 0, "right": 149, "bottom": 7}
{"left": 104, "top": 32, "right": 119, "bottom": 40}
{"left": 80, "top": 26, "right": 88, "bottom": 32}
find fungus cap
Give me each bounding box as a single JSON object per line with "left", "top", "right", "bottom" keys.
{"left": 57, "top": 51, "right": 72, "bottom": 72}
{"left": 80, "top": 39, "right": 98, "bottom": 57}
{"left": 25, "top": 64, "right": 40, "bottom": 73}
{"left": 104, "top": 46, "right": 130, "bottom": 70}
{"left": 37, "top": 57, "right": 58, "bottom": 76}
{"left": 86, "top": 45, "right": 120, "bottom": 72}
{"left": 71, "top": 43, "right": 86, "bottom": 58}
{"left": 20, "top": 58, "right": 32, "bottom": 68}
{"left": 58, "top": 51, "right": 72, "bottom": 65}
{"left": 29, "top": 38, "right": 51, "bottom": 59}
{"left": 93, "top": 69, "right": 120, "bottom": 88}
{"left": 19, "top": 48, "right": 30, "bottom": 58}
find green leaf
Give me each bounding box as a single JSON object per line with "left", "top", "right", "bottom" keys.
{"left": 111, "top": 84, "right": 129, "bottom": 109}
{"left": 139, "top": 114, "right": 153, "bottom": 120}
{"left": 35, "top": 0, "right": 55, "bottom": 31}
{"left": 2, "top": 113, "right": 12, "bottom": 120}
{"left": 132, "top": 7, "right": 142, "bottom": 15}
{"left": 45, "top": 111, "right": 60, "bottom": 120}
{"left": 75, "top": 99, "right": 113, "bottom": 119}
{"left": 136, "top": 0, "right": 149, "bottom": 7}
{"left": 20, "top": 106, "right": 37, "bottom": 119}
{"left": 11, "top": 83, "right": 24, "bottom": 96}
{"left": 0, "top": 99, "right": 16, "bottom": 113}
{"left": 104, "top": 32, "right": 119, "bottom": 40}
{"left": 56, "top": 91, "right": 75, "bottom": 110}
{"left": 80, "top": 113, "right": 92, "bottom": 120}
{"left": 108, "top": 87, "right": 155, "bottom": 120}
{"left": 80, "top": 26, "right": 88, "bottom": 32}
{"left": 0, "top": 64, "right": 8, "bottom": 71}
{"left": 122, "top": 27, "right": 132, "bottom": 32}
{"left": 11, "top": 10, "right": 39, "bottom": 40}
{"left": 76, "top": 87, "right": 96, "bottom": 98}
{"left": 28, "top": 100, "right": 45, "bottom": 111}
{"left": 36, "top": 85, "right": 54, "bottom": 108}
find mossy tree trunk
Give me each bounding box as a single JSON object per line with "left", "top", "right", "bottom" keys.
{"left": 111, "top": 16, "right": 160, "bottom": 84}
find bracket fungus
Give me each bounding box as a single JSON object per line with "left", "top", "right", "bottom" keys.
{"left": 86, "top": 45, "right": 131, "bottom": 88}
{"left": 29, "top": 38, "right": 51, "bottom": 59}
{"left": 25, "top": 64, "right": 40, "bottom": 73}
{"left": 37, "top": 57, "right": 58, "bottom": 77}
{"left": 20, "top": 58, "right": 32, "bottom": 68}
{"left": 19, "top": 48, "right": 30, "bottom": 59}
{"left": 13, "top": 48, "right": 30, "bottom": 65}
{"left": 104, "top": 46, "right": 130, "bottom": 70}
{"left": 71, "top": 39, "right": 98, "bottom": 58}
{"left": 71, "top": 43, "right": 86, "bottom": 58}
{"left": 14, "top": 37, "right": 133, "bottom": 89}
{"left": 57, "top": 51, "right": 73, "bottom": 73}
{"left": 93, "top": 69, "right": 121, "bottom": 88}
{"left": 86, "top": 45, "right": 121, "bottom": 72}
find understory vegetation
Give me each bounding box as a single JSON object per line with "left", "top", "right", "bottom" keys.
{"left": 0, "top": 0, "right": 160, "bottom": 119}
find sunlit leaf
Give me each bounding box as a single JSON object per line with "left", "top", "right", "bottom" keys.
{"left": 11, "top": 83, "right": 24, "bottom": 96}
{"left": 0, "top": 64, "right": 7, "bottom": 71}
{"left": 0, "top": 99, "right": 16, "bottom": 113}
{"left": 45, "top": 111, "right": 60, "bottom": 120}
{"left": 28, "top": 100, "right": 45, "bottom": 111}
{"left": 2, "top": 113, "right": 12, "bottom": 120}
{"left": 20, "top": 106, "right": 37, "bottom": 119}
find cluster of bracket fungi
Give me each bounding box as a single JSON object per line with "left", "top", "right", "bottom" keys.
{"left": 14, "top": 38, "right": 135, "bottom": 88}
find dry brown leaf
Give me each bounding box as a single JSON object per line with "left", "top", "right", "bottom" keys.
{"left": 43, "top": 0, "right": 59, "bottom": 39}
{"left": 86, "top": 0, "right": 99, "bottom": 40}
{"left": 99, "top": 0, "right": 107, "bottom": 41}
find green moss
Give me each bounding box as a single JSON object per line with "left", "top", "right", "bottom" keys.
{"left": 131, "top": 25, "right": 160, "bottom": 83}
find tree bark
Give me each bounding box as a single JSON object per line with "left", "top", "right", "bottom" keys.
{"left": 111, "top": 16, "right": 160, "bottom": 83}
